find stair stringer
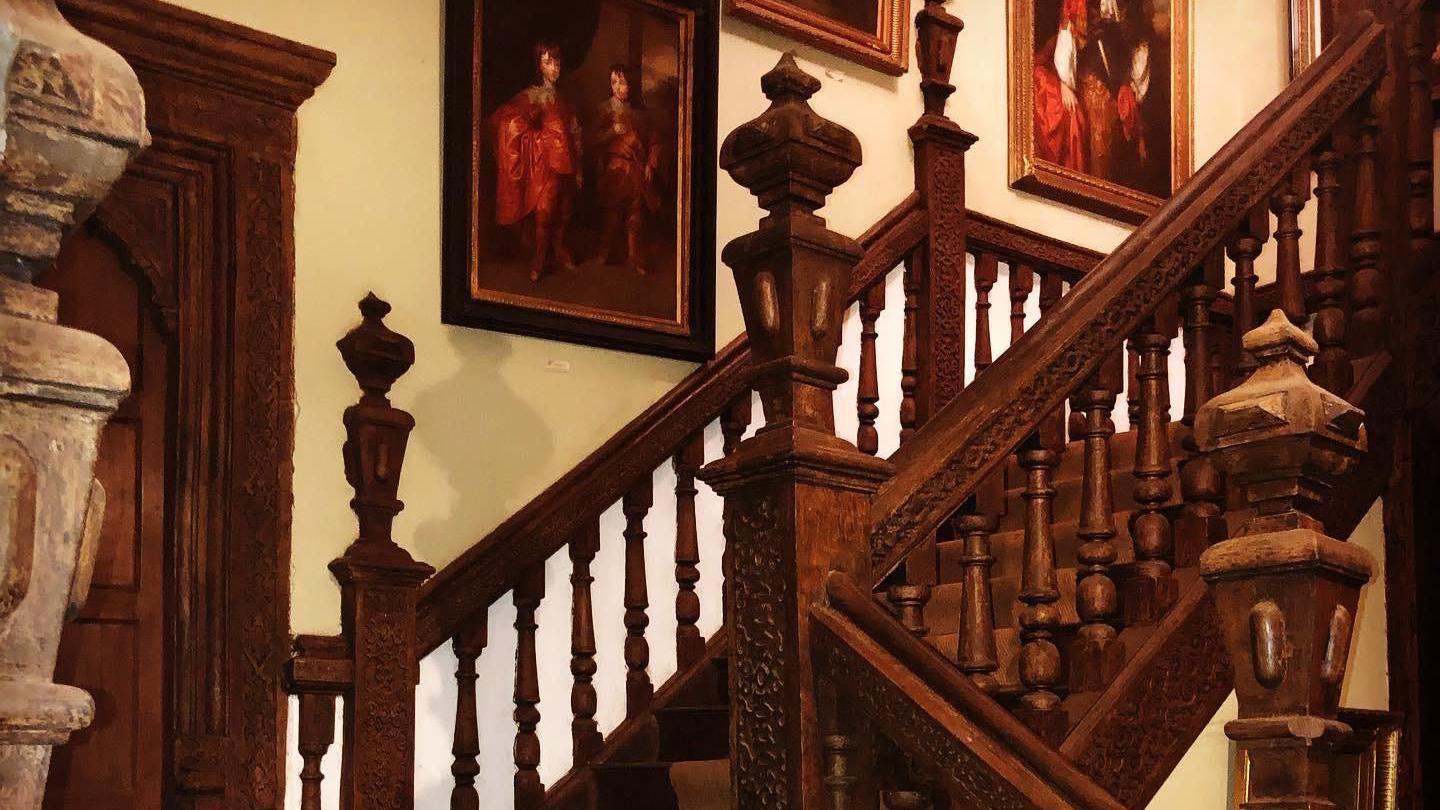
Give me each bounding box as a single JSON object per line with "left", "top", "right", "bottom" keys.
{"left": 1057, "top": 579, "right": 1233, "bottom": 808}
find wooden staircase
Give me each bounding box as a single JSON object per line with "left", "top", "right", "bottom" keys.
{"left": 280, "top": 2, "right": 1432, "bottom": 808}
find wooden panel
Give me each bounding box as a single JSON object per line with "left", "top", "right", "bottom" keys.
{"left": 41, "top": 227, "right": 168, "bottom": 810}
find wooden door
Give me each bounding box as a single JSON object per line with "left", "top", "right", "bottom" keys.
{"left": 37, "top": 221, "right": 169, "bottom": 809}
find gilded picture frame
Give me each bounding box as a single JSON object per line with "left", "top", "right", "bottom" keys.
{"left": 1290, "top": 0, "right": 1323, "bottom": 77}
{"left": 442, "top": 0, "right": 718, "bottom": 360}
{"left": 1008, "top": 0, "right": 1193, "bottom": 224}
{"left": 726, "top": 0, "right": 909, "bottom": 76}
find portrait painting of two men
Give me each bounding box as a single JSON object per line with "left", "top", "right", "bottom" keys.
{"left": 1011, "top": 0, "right": 1192, "bottom": 223}
{"left": 443, "top": 0, "right": 717, "bottom": 360}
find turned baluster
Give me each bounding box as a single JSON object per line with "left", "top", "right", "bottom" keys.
{"left": 900, "top": 250, "right": 922, "bottom": 444}
{"left": 513, "top": 565, "right": 545, "bottom": 810}
{"left": 623, "top": 477, "right": 654, "bottom": 717}
{"left": 823, "top": 731, "right": 858, "bottom": 810}
{"left": 954, "top": 513, "right": 999, "bottom": 693}
{"left": 1016, "top": 433, "right": 1066, "bottom": 745}
{"left": 1125, "top": 313, "right": 1180, "bottom": 625}
{"left": 1009, "top": 262, "right": 1034, "bottom": 346}
{"left": 451, "top": 620, "right": 487, "bottom": 810}
{"left": 1175, "top": 257, "right": 1227, "bottom": 568}
{"left": 973, "top": 252, "right": 999, "bottom": 375}
{"left": 858, "top": 282, "right": 885, "bottom": 455}
{"left": 1407, "top": 15, "right": 1434, "bottom": 255}
{"left": 673, "top": 431, "right": 705, "bottom": 670}
{"left": 1349, "top": 92, "right": 1385, "bottom": 357}
{"left": 885, "top": 583, "right": 931, "bottom": 637}
{"left": 1270, "top": 164, "right": 1311, "bottom": 327}
{"left": 1037, "top": 271, "right": 1069, "bottom": 451}
{"left": 1308, "top": 135, "right": 1353, "bottom": 395}
{"left": 1070, "top": 352, "right": 1125, "bottom": 692}
{"left": 721, "top": 390, "right": 752, "bottom": 456}
{"left": 569, "top": 521, "right": 602, "bottom": 763}
{"left": 298, "top": 693, "right": 336, "bottom": 810}
{"left": 1226, "top": 205, "right": 1270, "bottom": 379}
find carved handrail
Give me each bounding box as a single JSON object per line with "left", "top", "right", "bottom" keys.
{"left": 867, "top": 12, "right": 1389, "bottom": 575}
{"left": 815, "top": 572, "right": 1125, "bottom": 809}
{"left": 412, "top": 195, "right": 1088, "bottom": 656}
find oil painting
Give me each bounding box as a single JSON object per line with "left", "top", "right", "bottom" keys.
{"left": 443, "top": 0, "right": 717, "bottom": 360}
{"left": 726, "top": 0, "right": 908, "bottom": 75}
{"left": 1009, "top": 0, "right": 1192, "bottom": 223}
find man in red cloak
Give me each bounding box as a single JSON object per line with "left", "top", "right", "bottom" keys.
{"left": 1033, "top": 0, "right": 1090, "bottom": 172}
{"left": 492, "top": 42, "right": 583, "bottom": 282}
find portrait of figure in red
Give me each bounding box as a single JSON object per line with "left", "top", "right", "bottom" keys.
{"left": 445, "top": 0, "right": 716, "bottom": 360}
{"left": 1013, "top": 0, "right": 1188, "bottom": 222}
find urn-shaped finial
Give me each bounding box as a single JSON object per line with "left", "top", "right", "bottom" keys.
{"left": 1195, "top": 309, "right": 1366, "bottom": 533}
{"left": 915, "top": 0, "right": 963, "bottom": 117}
{"left": 719, "top": 53, "right": 861, "bottom": 221}
{"left": 337, "top": 292, "right": 415, "bottom": 403}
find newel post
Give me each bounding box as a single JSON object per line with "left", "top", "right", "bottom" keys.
{"left": 909, "top": 0, "right": 976, "bottom": 422}
{"left": 701, "top": 54, "right": 892, "bottom": 809}
{"left": 1195, "top": 310, "right": 1373, "bottom": 809}
{"left": 329, "top": 294, "right": 435, "bottom": 810}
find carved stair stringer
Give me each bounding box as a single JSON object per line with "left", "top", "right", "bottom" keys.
{"left": 818, "top": 573, "right": 1124, "bottom": 810}
{"left": 868, "top": 13, "right": 1389, "bottom": 574}
{"left": 1057, "top": 579, "right": 1232, "bottom": 808}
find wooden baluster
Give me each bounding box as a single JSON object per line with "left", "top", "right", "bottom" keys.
{"left": 1271, "top": 164, "right": 1311, "bottom": 327}
{"left": 298, "top": 693, "right": 336, "bottom": 810}
{"left": 451, "top": 620, "right": 487, "bottom": 810}
{"left": 885, "top": 583, "right": 931, "bottom": 637}
{"left": 1226, "top": 205, "right": 1271, "bottom": 380}
{"left": 1175, "top": 256, "right": 1228, "bottom": 568}
{"left": 513, "top": 565, "right": 546, "bottom": 810}
{"left": 954, "top": 513, "right": 999, "bottom": 693}
{"left": 1070, "top": 351, "right": 1125, "bottom": 692}
{"left": 1016, "top": 433, "right": 1066, "bottom": 745}
{"left": 721, "top": 390, "right": 752, "bottom": 456}
{"left": 973, "top": 252, "right": 999, "bottom": 375}
{"left": 623, "top": 477, "right": 654, "bottom": 718}
{"left": 858, "top": 282, "right": 885, "bottom": 455}
{"left": 673, "top": 431, "right": 705, "bottom": 670}
{"left": 1125, "top": 312, "right": 1180, "bottom": 625}
{"left": 823, "top": 730, "right": 858, "bottom": 810}
{"left": 1038, "top": 271, "right": 1070, "bottom": 452}
{"left": 1308, "top": 135, "right": 1353, "bottom": 395}
{"left": 900, "top": 249, "right": 922, "bottom": 444}
{"left": 1009, "top": 262, "right": 1034, "bottom": 347}
{"left": 1349, "top": 92, "right": 1385, "bottom": 357}
{"left": 569, "top": 520, "right": 602, "bottom": 763}
{"left": 1407, "top": 14, "right": 1434, "bottom": 256}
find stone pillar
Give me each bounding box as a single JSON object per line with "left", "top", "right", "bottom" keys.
{"left": 0, "top": 2, "right": 148, "bottom": 806}
{"left": 329, "top": 294, "right": 434, "bottom": 810}
{"left": 1195, "top": 310, "right": 1373, "bottom": 809}
{"left": 701, "top": 54, "right": 891, "bottom": 809}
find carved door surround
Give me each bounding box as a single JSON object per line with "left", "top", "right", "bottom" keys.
{"left": 43, "top": 1, "right": 333, "bottom": 807}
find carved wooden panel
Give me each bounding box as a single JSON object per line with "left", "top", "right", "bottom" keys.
{"left": 39, "top": 223, "right": 168, "bottom": 810}
{"left": 45, "top": 2, "right": 334, "bottom": 807}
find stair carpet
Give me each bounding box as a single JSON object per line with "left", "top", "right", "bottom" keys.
{"left": 580, "top": 426, "right": 1197, "bottom": 807}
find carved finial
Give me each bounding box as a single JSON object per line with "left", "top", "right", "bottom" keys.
{"left": 915, "top": 0, "right": 963, "bottom": 118}
{"left": 337, "top": 292, "right": 414, "bottom": 403}
{"left": 720, "top": 52, "right": 861, "bottom": 221}
{"left": 1195, "top": 309, "right": 1365, "bottom": 533}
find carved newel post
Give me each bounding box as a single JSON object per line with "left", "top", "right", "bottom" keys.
{"left": 0, "top": 2, "right": 148, "bottom": 805}
{"left": 329, "top": 294, "right": 435, "bottom": 810}
{"left": 701, "top": 54, "right": 892, "bottom": 808}
{"left": 1195, "top": 310, "right": 1373, "bottom": 809}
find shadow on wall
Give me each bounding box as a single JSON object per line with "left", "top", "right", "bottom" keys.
{"left": 406, "top": 326, "right": 554, "bottom": 565}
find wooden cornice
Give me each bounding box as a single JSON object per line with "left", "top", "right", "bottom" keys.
{"left": 59, "top": 0, "right": 336, "bottom": 109}
{"left": 868, "top": 13, "right": 1389, "bottom": 575}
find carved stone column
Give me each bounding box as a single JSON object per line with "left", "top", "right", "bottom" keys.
{"left": 329, "top": 294, "right": 435, "bottom": 810}
{"left": 701, "top": 54, "right": 891, "bottom": 809}
{"left": 0, "top": 2, "right": 147, "bottom": 806}
{"left": 1195, "top": 310, "right": 1373, "bottom": 810}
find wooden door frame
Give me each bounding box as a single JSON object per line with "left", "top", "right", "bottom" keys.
{"left": 55, "top": 1, "right": 334, "bottom": 807}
